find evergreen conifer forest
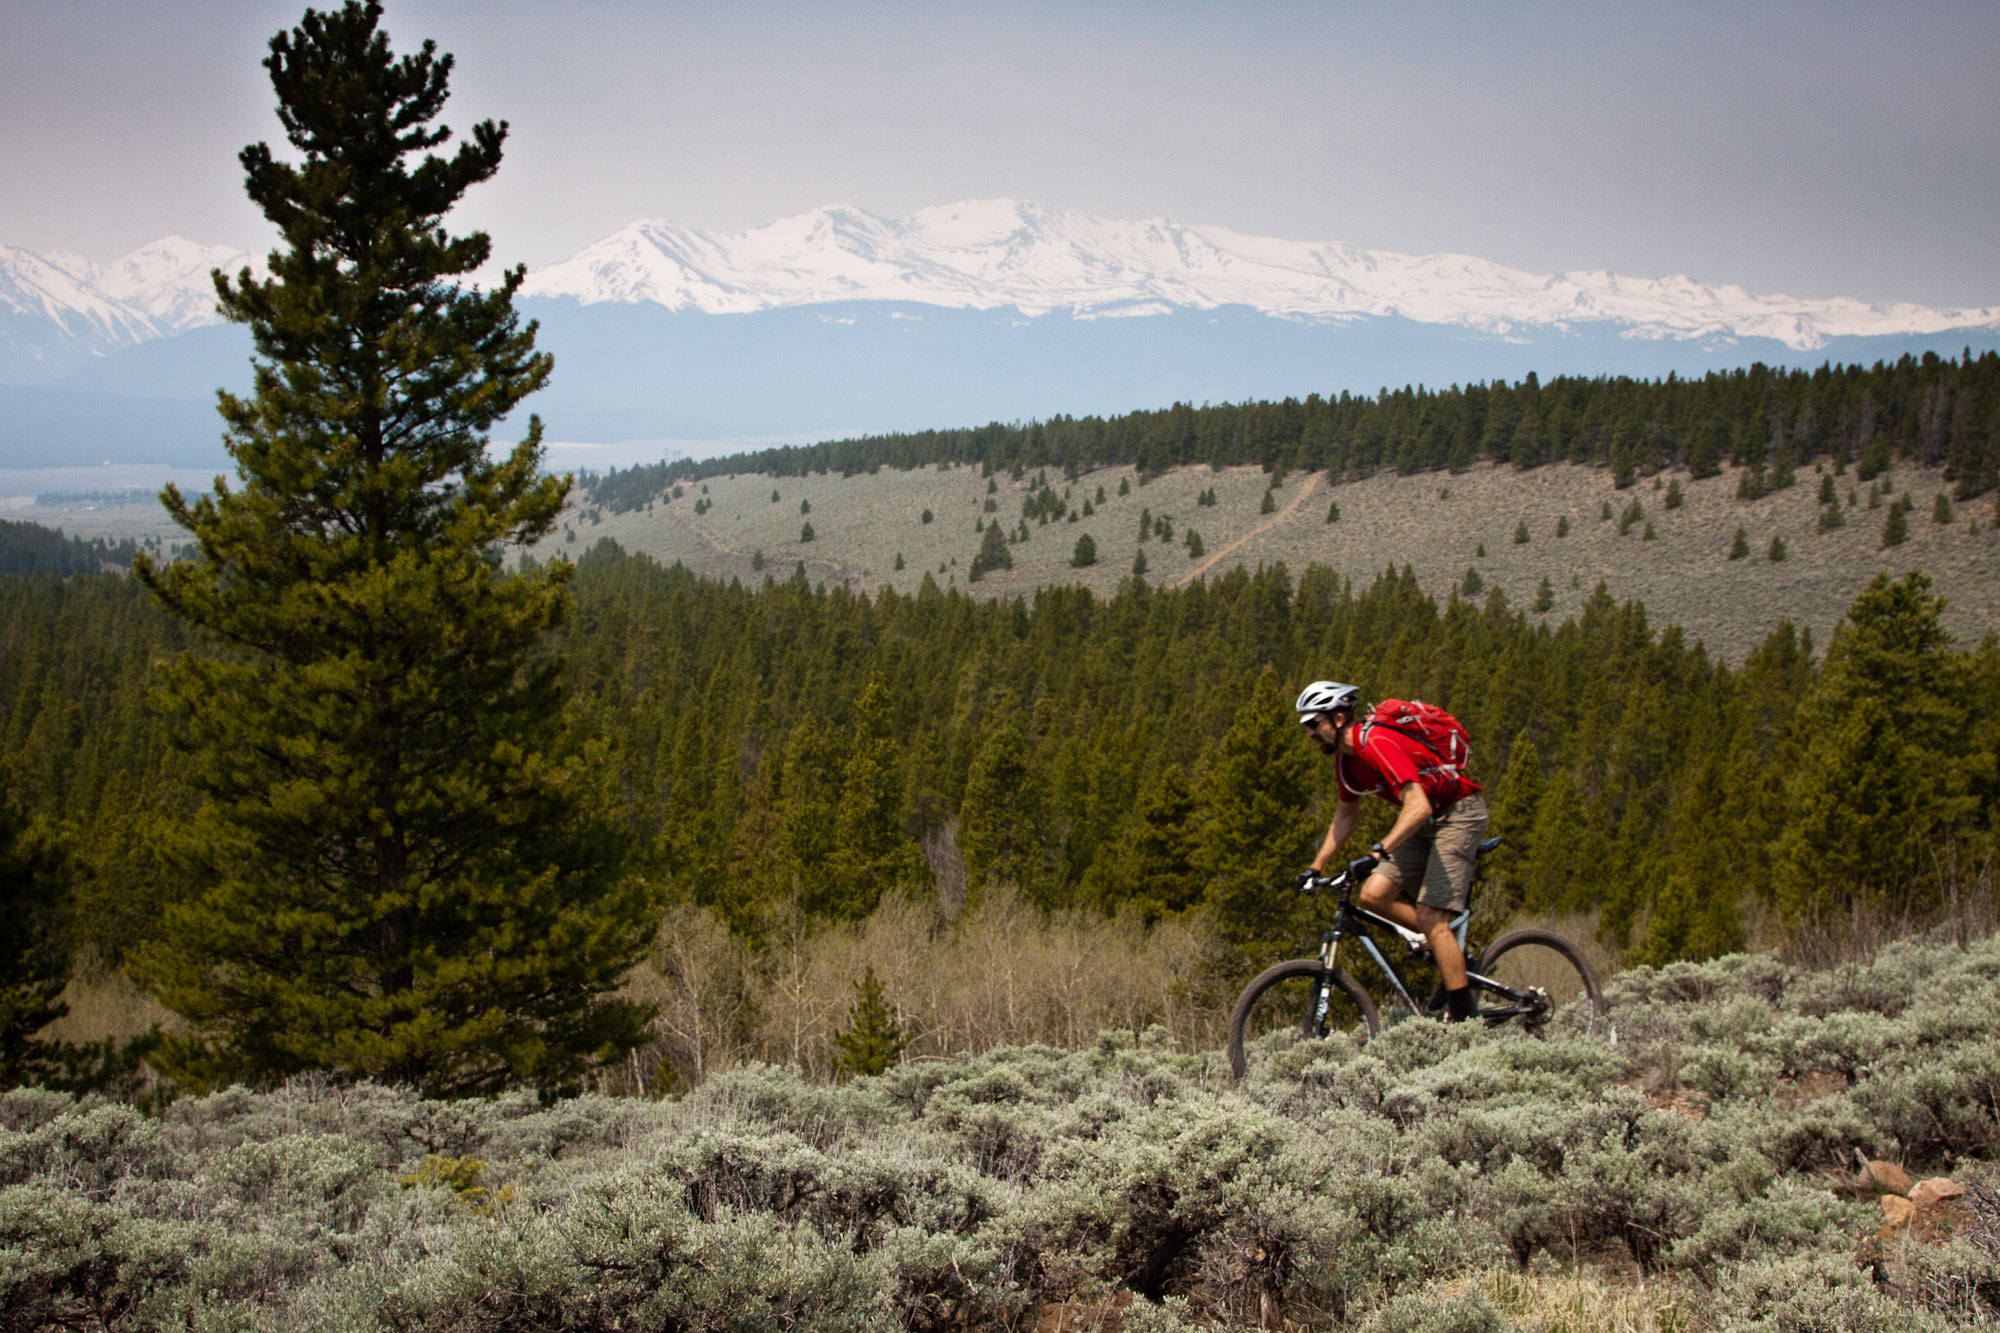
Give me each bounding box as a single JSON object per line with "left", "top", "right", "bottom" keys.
{"left": 4, "top": 3, "right": 2000, "bottom": 1325}
{"left": 7, "top": 552, "right": 1998, "bottom": 1078}
{"left": 580, "top": 350, "right": 2000, "bottom": 511}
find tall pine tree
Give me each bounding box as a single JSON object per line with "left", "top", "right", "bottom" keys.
{"left": 0, "top": 796, "right": 71, "bottom": 1090}
{"left": 1774, "top": 573, "right": 1983, "bottom": 930}
{"left": 131, "top": 2, "right": 652, "bottom": 1095}
{"left": 958, "top": 713, "right": 1046, "bottom": 900}
{"left": 1194, "top": 666, "right": 1319, "bottom": 954}
{"left": 1118, "top": 763, "right": 1206, "bottom": 922}
{"left": 826, "top": 680, "right": 928, "bottom": 916}
{"left": 1481, "top": 732, "right": 1543, "bottom": 923}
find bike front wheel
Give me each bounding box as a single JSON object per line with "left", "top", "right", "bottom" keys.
{"left": 1227, "top": 959, "right": 1381, "bottom": 1079}
{"left": 1473, "top": 929, "right": 1606, "bottom": 1035}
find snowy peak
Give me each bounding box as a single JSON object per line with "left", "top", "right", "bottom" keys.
{"left": 94, "top": 236, "right": 255, "bottom": 331}
{"left": 520, "top": 199, "right": 2000, "bottom": 349}
{"left": 0, "top": 235, "right": 260, "bottom": 379}
{"left": 40, "top": 249, "right": 104, "bottom": 287}
{"left": 0, "top": 240, "right": 160, "bottom": 363}
{"left": 0, "top": 235, "right": 252, "bottom": 337}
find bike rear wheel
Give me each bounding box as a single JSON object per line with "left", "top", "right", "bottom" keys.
{"left": 1473, "top": 929, "right": 1605, "bottom": 1035}
{"left": 1227, "top": 958, "right": 1381, "bottom": 1079}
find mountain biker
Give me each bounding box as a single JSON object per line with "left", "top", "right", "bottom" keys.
{"left": 1293, "top": 681, "right": 1489, "bottom": 1022}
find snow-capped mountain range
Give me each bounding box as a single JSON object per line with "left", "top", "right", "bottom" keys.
{"left": 7, "top": 199, "right": 1998, "bottom": 376}
{"left": 0, "top": 235, "right": 254, "bottom": 375}
{"left": 7, "top": 201, "right": 2000, "bottom": 469}
{"left": 518, "top": 199, "right": 2000, "bottom": 350}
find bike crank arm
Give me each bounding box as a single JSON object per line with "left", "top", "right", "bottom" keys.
{"left": 1467, "top": 975, "right": 1548, "bottom": 1021}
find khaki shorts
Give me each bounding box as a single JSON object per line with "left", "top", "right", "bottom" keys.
{"left": 1375, "top": 792, "right": 1489, "bottom": 913}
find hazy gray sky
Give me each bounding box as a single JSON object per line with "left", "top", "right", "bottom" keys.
{"left": 4, "top": 0, "right": 1997, "bottom": 307}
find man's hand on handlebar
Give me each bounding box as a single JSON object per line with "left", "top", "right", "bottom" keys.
{"left": 1292, "top": 867, "right": 1325, "bottom": 894}
{"left": 1345, "top": 853, "right": 1379, "bottom": 881}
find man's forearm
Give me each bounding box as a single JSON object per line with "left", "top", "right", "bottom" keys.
{"left": 1380, "top": 784, "right": 1433, "bottom": 853}
{"left": 1312, "top": 801, "right": 1360, "bottom": 871}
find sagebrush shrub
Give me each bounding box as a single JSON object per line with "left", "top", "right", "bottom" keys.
{"left": 4, "top": 936, "right": 1999, "bottom": 1329}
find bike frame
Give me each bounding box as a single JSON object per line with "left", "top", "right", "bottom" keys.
{"left": 1311, "top": 871, "right": 1548, "bottom": 1022}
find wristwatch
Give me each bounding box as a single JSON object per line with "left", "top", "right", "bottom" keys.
{"left": 1372, "top": 841, "right": 1390, "bottom": 858}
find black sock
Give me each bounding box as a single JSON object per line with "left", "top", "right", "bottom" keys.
{"left": 1444, "top": 985, "right": 1474, "bottom": 1023}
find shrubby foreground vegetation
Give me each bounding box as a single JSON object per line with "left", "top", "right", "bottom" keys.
{"left": 5, "top": 935, "right": 1998, "bottom": 1330}
{"left": 4, "top": 0, "right": 1996, "bottom": 1104}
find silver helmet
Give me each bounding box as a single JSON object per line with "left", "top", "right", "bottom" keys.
{"left": 1294, "top": 680, "right": 1360, "bottom": 724}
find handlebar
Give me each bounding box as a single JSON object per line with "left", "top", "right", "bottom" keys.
{"left": 1293, "top": 868, "right": 1350, "bottom": 896}
{"left": 1293, "top": 836, "right": 1504, "bottom": 896}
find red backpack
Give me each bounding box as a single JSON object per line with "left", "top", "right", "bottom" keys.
{"left": 1357, "top": 698, "right": 1472, "bottom": 787}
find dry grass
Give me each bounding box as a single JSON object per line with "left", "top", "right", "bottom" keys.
{"left": 1473, "top": 1267, "right": 1694, "bottom": 1333}
{"left": 40, "top": 960, "right": 176, "bottom": 1044}
{"left": 622, "top": 887, "right": 1229, "bottom": 1091}
{"left": 1781, "top": 852, "right": 1998, "bottom": 971}
{"left": 1484, "top": 908, "right": 1621, "bottom": 978}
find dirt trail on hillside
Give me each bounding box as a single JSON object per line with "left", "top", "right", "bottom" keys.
{"left": 1172, "top": 473, "right": 1321, "bottom": 587}
{"left": 683, "top": 512, "right": 863, "bottom": 585}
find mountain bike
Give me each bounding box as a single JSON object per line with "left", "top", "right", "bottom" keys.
{"left": 1226, "top": 837, "right": 1606, "bottom": 1078}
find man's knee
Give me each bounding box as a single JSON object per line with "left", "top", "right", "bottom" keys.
{"left": 1357, "top": 872, "right": 1401, "bottom": 909}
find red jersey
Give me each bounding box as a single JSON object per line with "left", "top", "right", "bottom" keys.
{"left": 1336, "top": 723, "right": 1482, "bottom": 808}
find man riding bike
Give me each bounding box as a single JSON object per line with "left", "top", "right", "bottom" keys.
{"left": 1294, "top": 681, "right": 1490, "bottom": 1022}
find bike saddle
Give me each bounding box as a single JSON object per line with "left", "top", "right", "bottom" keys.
{"left": 1477, "top": 836, "right": 1503, "bottom": 855}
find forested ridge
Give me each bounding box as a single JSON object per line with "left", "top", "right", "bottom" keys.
{"left": 6, "top": 543, "right": 1993, "bottom": 1029}
{"left": 581, "top": 350, "right": 2000, "bottom": 513}
{"left": 0, "top": 519, "right": 140, "bottom": 577}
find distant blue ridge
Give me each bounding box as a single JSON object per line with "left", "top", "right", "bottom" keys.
{"left": 0, "top": 384, "right": 230, "bottom": 470}
{"left": 6, "top": 300, "right": 1997, "bottom": 469}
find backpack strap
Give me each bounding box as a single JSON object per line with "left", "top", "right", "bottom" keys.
{"left": 1362, "top": 718, "right": 1449, "bottom": 768}
{"left": 1357, "top": 718, "right": 1466, "bottom": 807}
{"left": 1335, "top": 751, "right": 1388, "bottom": 800}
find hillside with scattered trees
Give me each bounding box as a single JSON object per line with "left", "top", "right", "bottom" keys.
{"left": 549, "top": 453, "right": 2000, "bottom": 663}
